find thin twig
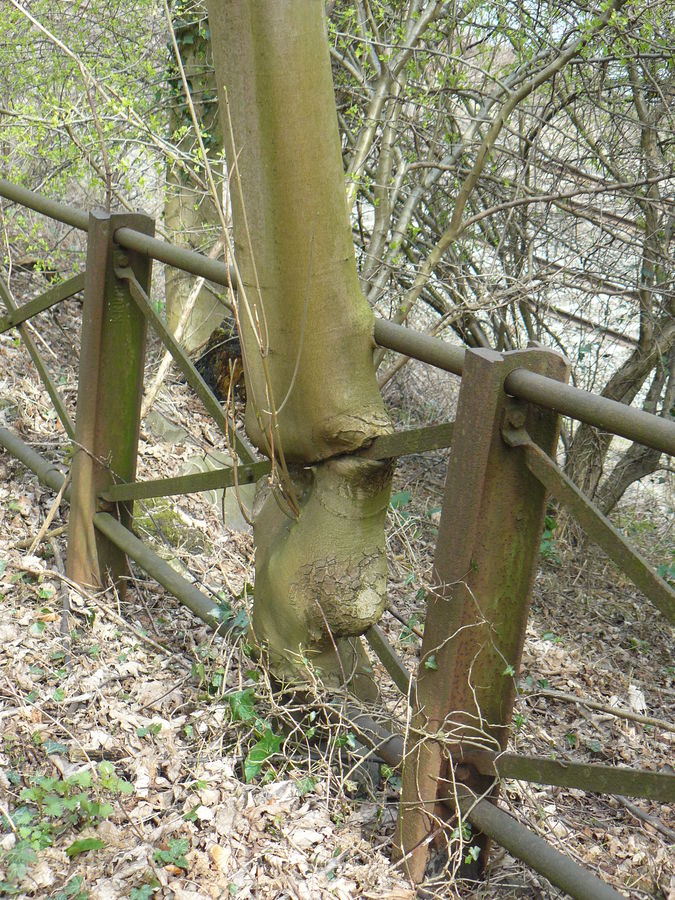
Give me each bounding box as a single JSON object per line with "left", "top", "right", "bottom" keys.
{"left": 616, "top": 795, "right": 675, "bottom": 842}
{"left": 526, "top": 689, "right": 675, "bottom": 734}
{"left": 29, "top": 471, "right": 71, "bottom": 554}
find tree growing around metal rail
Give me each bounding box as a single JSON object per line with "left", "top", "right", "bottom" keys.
{"left": 205, "top": 1, "right": 394, "bottom": 693}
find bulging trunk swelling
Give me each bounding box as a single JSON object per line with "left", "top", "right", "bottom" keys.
{"left": 207, "top": 0, "right": 393, "bottom": 689}
{"left": 253, "top": 457, "right": 393, "bottom": 692}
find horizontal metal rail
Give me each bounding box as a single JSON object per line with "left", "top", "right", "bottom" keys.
{"left": 100, "top": 461, "right": 272, "bottom": 502}
{"left": 100, "top": 422, "right": 457, "bottom": 502}
{"left": 492, "top": 754, "right": 675, "bottom": 803}
{"left": 0, "top": 178, "right": 89, "bottom": 231}
{"left": 505, "top": 367, "right": 675, "bottom": 458}
{"left": 0, "top": 272, "right": 85, "bottom": 333}
{"left": 373, "top": 318, "right": 465, "bottom": 375}
{"left": 2, "top": 177, "right": 672, "bottom": 455}
{"left": 360, "top": 421, "right": 455, "bottom": 458}
{"left": 116, "top": 224, "right": 236, "bottom": 286}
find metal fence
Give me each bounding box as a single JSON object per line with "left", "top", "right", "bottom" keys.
{"left": 1, "top": 178, "right": 673, "bottom": 900}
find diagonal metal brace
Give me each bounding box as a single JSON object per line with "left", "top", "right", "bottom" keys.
{"left": 0, "top": 274, "right": 75, "bottom": 437}
{"left": 115, "top": 265, "right": 255, "bottom": 466}
{"left": 503, "top": 426, "right": 674, "bottom": 624}
{"left": 0, "top": 272, "right": 85, "bottom": 333}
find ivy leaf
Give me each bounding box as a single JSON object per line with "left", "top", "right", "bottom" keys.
{"left": 390, "top": 490, "right": 411, "bottom": 509}
{"left": 244, "top": 728, "right": 282, "bottom": 782}
{"left": 229, "top": 688, "right": 256, "bottom": 722}
{"left": 66, "top": 838, "right": 105, "bottom": 857}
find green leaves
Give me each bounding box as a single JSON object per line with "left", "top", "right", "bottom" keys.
{"left": 244, "top": 728, "right": 283, "bottom": 783}
{"left": 136, "top": 722, "right": 162, "bottom": 739}
{"left": 98, "top": 760, "right": 134, "bottom": 794}
{"left": 229, "top": 688, "right": 256, "bottom": 723}
{"left": 389, "top": 490, "right": 411, "bottom": 509}
{"left": 66, "top": 837, "right": 105, "bottom": 857}
{"left": 154, "top": 838, "right": 189, "bottom": 870}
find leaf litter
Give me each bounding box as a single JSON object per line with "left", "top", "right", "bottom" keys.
{"left": 0, "top": 281, "right": 673, "bottom": 898}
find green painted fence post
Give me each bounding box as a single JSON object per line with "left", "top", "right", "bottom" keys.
{"left": 66, "top": 211, "right": 154, "bottom": 592}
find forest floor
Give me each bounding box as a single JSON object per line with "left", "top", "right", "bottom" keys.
{"left": 0, "top": 286, "right": 673, "bottom": 900}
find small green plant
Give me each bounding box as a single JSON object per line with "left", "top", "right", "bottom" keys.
{"left": 539, "top": 515, "right": 560, "bottom": 562}
{"left": 389, "top": 490, "right": 412, "bottom": 519}
{"left": 464, "top": 845, "right": 481, "bottom": 865}
{"left": 154, "top": 838, "right": 189, "bottom": 870}
{"left": 295, "top": 776, "right": 317, "bottom": 796}
{"left": 136, "top": 723, "right": 162, "bottom": 739}
{"left": 399, "top": 612, "right": 422, "bottom": 646}
{"left": 0, "top": 843, "right": 37, "bottom": 895}
{"left": 381, "top": 764, "right": 402, "bottom": 791}
{"left": 0, "top": 763, "right": 133, "bottom": 894}
{"left": 244, "top": 728, "right": 283, "bottom": 782}
{"left": 334, "top": 731, "right": 357, "bottom": 751}
{"left": 451, "top": 821, "right": 471, "bottom": 843}
{"left": 53, "top": 874, "right": 88, "bottom": 899}
{"left": 130, "top": 884, "right": 158, "bottom": 900}
{"left": 229, "top": 688, "right": 256, "bottom": 722}
{"left": 542, "top": 631, "right": 562, "bottom": 644}
{"left": 66, "top": 837, "right": 105, "bottom": 858}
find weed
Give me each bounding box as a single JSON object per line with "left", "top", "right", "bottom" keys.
{"left": 154, "top": 838, "right": 189, "bottom": 870}
{"left": 399, "top": 612, "right": 422, "bottom": 646}
{"left": 0, "top": 763, "right": 133, "bottom": 895}
{"left": 244, "top": 728, "right": 283, "bottom": 782}
{"left": 540, "top": 515, "right": 560, "bottom": 562}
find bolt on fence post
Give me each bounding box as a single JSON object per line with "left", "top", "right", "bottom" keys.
{"left": 396, "top": 345, "right": 569, "bottom": 882}
{"left": 66, "top": 211, "right": 154, "bottom": 592}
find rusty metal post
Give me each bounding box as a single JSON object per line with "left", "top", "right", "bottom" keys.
{"left": 66, "top": 211, "right": 154, "bottom": 591}
{"left": 396, "top": 345, "right": 569, "bottom": 881}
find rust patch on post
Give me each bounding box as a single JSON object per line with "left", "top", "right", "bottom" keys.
{"left": 396, "top": 346, "right": 569, "bottom": 882}
{"left": 66, "top": 211, "right": 154, "bottom": 591}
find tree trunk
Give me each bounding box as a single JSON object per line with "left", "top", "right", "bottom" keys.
{"left": 564, "top": 322, "right": 675, "bottom": 499}
{"left": 596, "top": 346, "right": 674, "bottom": 515}
{"left": 165, "top": 1, "right": 226, "bottom": 352}
{"left": 206, "top": 0, "right": 393, "bottom": 693}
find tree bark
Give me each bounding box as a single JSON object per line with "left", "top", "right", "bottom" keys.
{"left": 207, "top": 0, "right": 393, "bottom": 692}
{"left": 165, "top": 1, "right": 226, "bottom": 352}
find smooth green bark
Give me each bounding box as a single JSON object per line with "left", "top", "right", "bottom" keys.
{"left": 207, "top": 0, "right": 392, "bottom": 690}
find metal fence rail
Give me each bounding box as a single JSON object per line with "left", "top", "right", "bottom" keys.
{"left": 2, "top": 177, "right": 672, "bottom": 456}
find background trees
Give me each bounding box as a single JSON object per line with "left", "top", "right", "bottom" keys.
{"left": 328, "top": 0, "right": 673, "bottom": 513}
{"left": 1, "top": 0, "right": 672, "bottom": 512}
